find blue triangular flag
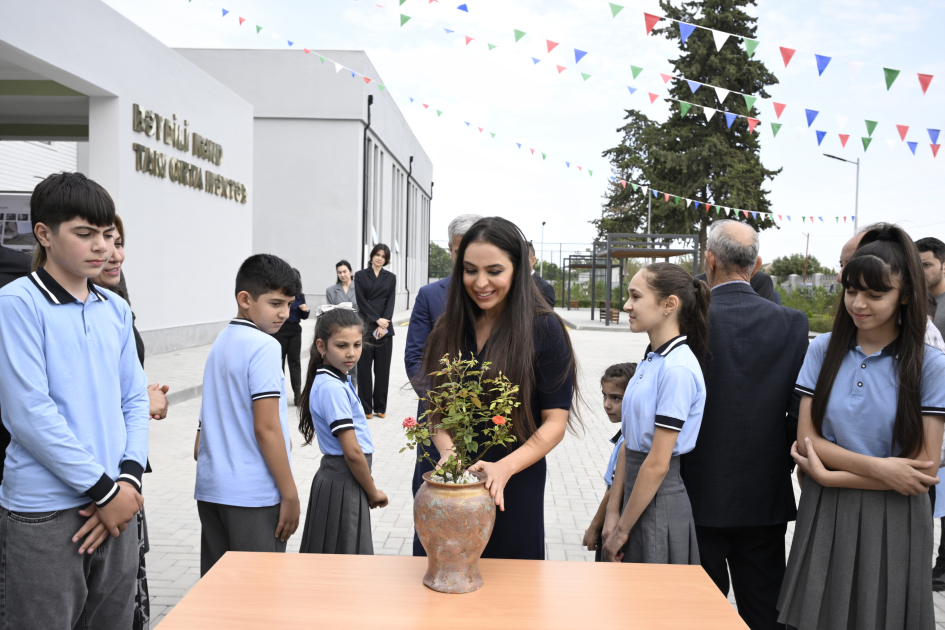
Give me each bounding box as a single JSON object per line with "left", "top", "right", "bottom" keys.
{"left": 686, "top": 80, "right": 701, "bottom": 93}
{"left": 516, "top": 143, "right": 521, "bottom": 148}
{"left": 724, "top": 112, "right": 737, "bottom": 128}
{"left": 574, "top": 49, "right": 587, "bottom": 64}
{"left": 908, "top": 141, "right": 918, "bottom": 155}
{"left": 678, "top": 22, "right": 697, "bottom": 44}
{"left": 532, "top": 57, "right": 541, "bottom": 64}
{"left": 566, "top": 162, "right": 570, "bottom": 168}
{"left": 805, "top": 109, "right": 819, "bottom": 127}
{"left": 409, "top": 97, "right": 414, "bottom": 103}
{"left": 694, "top": 201, "right": 701, "bottom": 210}
{"left": 350, "top": 70, "right": 356, "bottom": 78}
{"left": 816, "top": 130, "right": 827, "bottom": 145}
{"left": 288, "top": 40, "right": 293, "bottom": 46}
{"left": 751, "top": 211, "right": 757, "bottom": 219}
{"left": 627, "top": 86, "right": 637, "bottom": 94}
{"left": 609, "top": 176, "right": 615, "bottom": 181}
{"left": 652, "top": 190, "right": 658, "bottom": 198}
{"left": 787, "top": 215, "right": 791, "bottom": 221}
{"left": 444, "top": 28, "right": 454, "bottom": 34}
{"left": 818, "top": 217, "right": 824, "bottom": 222}
{"left": 222, "top": 8, "right": 229, "bottom": 16}
{"left": 457, "top": 4, "right": 469, "bottom": 12}
{"left": 815, "top": 54, "right": 832, "bottom": 76}
{"left": 464, "top": 121, "right": 470, "bottom": 126}
{"left": 851, "top": 215, "right": 855, "bottom": 222}
{"left": 929, "top": 129, "right": 941, "bottom": 144}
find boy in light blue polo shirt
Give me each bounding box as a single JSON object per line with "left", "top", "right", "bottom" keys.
{"left": 0, "top": 173, "right": 150, "bottom": 629}
{"left": 194, "top": 254, "right": 301, "bottom": 575}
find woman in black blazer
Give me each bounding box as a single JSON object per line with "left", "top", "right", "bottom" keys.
{"left": 354, "top": 244, "right": 397, "bottom": 418}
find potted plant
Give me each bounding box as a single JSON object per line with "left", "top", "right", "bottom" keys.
{"left": 402, "top": 355, "right": 519, "bottom": 593}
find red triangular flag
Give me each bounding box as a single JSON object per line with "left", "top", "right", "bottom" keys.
{"left": 556, "top": 65, "right": 567, "bottom": 74}
{"left": 778, "top": 215, "right": 782, "bottom": 221}
{"left": 839, "top": 134, "right": 850, "bottom": 147}
{"left": 663, "top": 193, "right": 670, "bottom": 202}
{"left": 779, "top": 46, "right": 796, "bottom": 67}
{"left": 465, "top": 36, "right": 474, "bottom": 45}
{"left": 239, "top": 17, "right": 246, "bottom": 25}
{"left": 363, "top": 77, "right": 371, "bottom": 84}
{"left": 577, "top": 166, "right": 582, "bottom": 171}
{"left": 747, "top": 118, "right": 759, "bottom": 133}
{"left": 477, "top": 127, "right": 483, "bottom": 133}
{"left": 918, "top": 74, "right": 934, "bottom": 95}
{"left": 660, "top": 73, "right": 672, "bottom": 84}
{"left": 705, "top": 203, "right": 713, "bottom": 212}
{"left": 644, "top": 12, "right": 661, "bottom": 35}
{"left": 546, "top": 40, "right": 558, "bottom": 53}
{"left": 742, "top": 210, "right": 750, "bottom": 218}
{"left": 933, "top": 144, "right": 941, "bottom": 158}
{"left": 896, "top": 125, "right": 909, "bottom": 141}
{"left": 620, "top": 180, "right": 627, "bottom": 188}
{"left": 809, "top": 216, "right": 814, "bottom": 222}
{"left": 422, "top": 103, "right": 429, "bottom": 109}
{"left": 648, "top": 92, "right": 659, "bottom": 104}
{"left": 773, "top": 102, "right": 786, "bottom": 119}
{"left": 843, "top": 216, "right": 847, "bottom": 222}
{"left": 530, "top": 148, "right": 535, "bottom": 154}
{"left": 304, "top": 48, "right": 311, "bottom": 54}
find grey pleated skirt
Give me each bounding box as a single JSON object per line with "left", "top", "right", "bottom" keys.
{"left": 620, "top": 448, "right": 700, "bottom": 565}
{"left": 299, "top": 454, "right": 374, "bottom": 555}
{"left": 777, "top": 478, "right": 934, "bottom": 630}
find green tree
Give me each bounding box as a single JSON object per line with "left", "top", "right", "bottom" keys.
{"left": 769, "top": 253, "right": 833, "bottom": 276}
{"left": 429, "top": 241, "right": 452, "bottom": 279}
{"left": 595, "top": 0, "right": 781, "bottom": 271}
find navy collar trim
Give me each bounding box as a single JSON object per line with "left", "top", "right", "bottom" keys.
{"left": 610, "top": 429, "right": 623, "bottom": 444}
{"left": 315, "top": 364, "right": 347, "bottom": 381}
{"left": 29, "top": 267, "right": 108, "bottom": 305}
{"left": 645, "top": 335, "right": 689, "bottom": 357}
{"left": 229, "top": 318, "right": 259, "bottom": 330}
{"left": 848, "top": 334, "right": 900, "bottom": 358}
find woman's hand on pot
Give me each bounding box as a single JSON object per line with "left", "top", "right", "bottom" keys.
{"left": 468, "top": 460, "right": 513, "bottom": 511}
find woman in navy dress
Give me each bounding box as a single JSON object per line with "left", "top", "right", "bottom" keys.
{"left": 415, "top": 217, "right": 579, "bottom": 560}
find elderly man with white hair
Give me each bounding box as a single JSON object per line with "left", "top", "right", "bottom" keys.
{"left": 681, "top": 220, "right": 809, "bottom": 630}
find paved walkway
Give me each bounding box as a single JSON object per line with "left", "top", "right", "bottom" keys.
{"left": 141, "top": 315, "right": 945, "bottom": 627}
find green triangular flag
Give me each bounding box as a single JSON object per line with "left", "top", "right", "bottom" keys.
{"left": 865, "top": 120, "right": 878, "bottom": 137}
{"left": 680, "top": 102, "right": 692, "bottom": 118}
{"left": 802, "top": 216, "right": 806, "bottom": 222}
{"left": 488, "top": 44, "right": 497, "bottom": 51}
{"left": 609, "top": 3, "right": 624, "bottom": 17}
{"left": 514, "top": 29, "right": 526, "bottom": 42}
{"left": 674, "top": 196, "right": 681, "bottom": 206}
{"left": 542, "top": 153, "right": 547, "bottom": 160}
{"left": 400, "top": 14, "right": 412, "bottom": 26}
{"left": 436, "top": 110, "right": 442, "bottom": 116}
{"left": 716, "top": 207, "right": 721, "bottom": 214}
{"left": 631, "top": 66, "right": 643, "bottom": 79}
{"left": 400, "top": 0, "right": 407, "bottom": 4}
{"left": 255, "top": 25, "right": 263, "bottom": 33}
{"left": 490, "top": 132, "right": 496, "bottom": 138}
{"left": 581, "top": 73, "right": 592, "bottom": 81}
{"left": 319, "top": 55, "right": 326, "bottom": 63}
{"left": 589, "top": 170, "right": 593, "bottom": 176}
{"left": 862, "top": 137, "right": 872, "bottom": 151}
{"left": 743, "top": 95, "right": 757, "bottom": 111}
{"left": 883, "top": 68, "right": 900, "bottom": 91}
{"left": 378, "top": 84, "right": 386, "bottom": 91}
{"left": 630, "top": 183, "right": 638, "bottom": 192}
{"left": 836, "top": 217, "right": 839, "bottom": 223}
{"left": 744, "top": 39, "right": 759, "bottom": 58}
{"left": 771, "top": 122, "right": 782, "bottom": 137}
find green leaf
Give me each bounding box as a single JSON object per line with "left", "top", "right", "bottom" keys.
{"left": 469, "top": 441, "right": 479, "bottom": 453}
{"left": 422, "top": 439, "right": 431, "bottom": 447}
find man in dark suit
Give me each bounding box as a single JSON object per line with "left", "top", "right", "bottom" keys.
{"left": 404, "top": 214, "right": 482, "bottom": 555}
{"left": 682, "top": 220, "right": 809, "bottom": 630}
{"left": 527, "top": 242, "right": 556, "bottom": 308}
{"left": 0, "top": 244, "right": 32, "bottom": 485}
{"left": 695, "top": 269, "right": 781, "bottom": 304}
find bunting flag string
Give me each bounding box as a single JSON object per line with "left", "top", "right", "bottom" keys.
{"left": 607, "top": 175, "right": 855, "bottom": 226}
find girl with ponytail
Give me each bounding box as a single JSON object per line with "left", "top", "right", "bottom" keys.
{"left": 778, "top": 224, "right": 945, "bottom": 628}
{"left": 601, "top": 262, "right": 710, "bottom": 565}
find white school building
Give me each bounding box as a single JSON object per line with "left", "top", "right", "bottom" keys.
{"left": 0, "top": 0, "right": 433, "bottom": 354}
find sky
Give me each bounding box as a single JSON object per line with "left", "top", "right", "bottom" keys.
{"left": 102, "top": 0, "right": 944, "bottom": 271}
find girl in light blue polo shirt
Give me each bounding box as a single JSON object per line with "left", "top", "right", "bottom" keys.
{"left": 297, "top": 307, "right": 388, "bottom": 554}
{"left": 601, "top": 263, "right": 710, "bottom": 565}
{"left": 779, "top": 225, "right": 945, "bottom": 629}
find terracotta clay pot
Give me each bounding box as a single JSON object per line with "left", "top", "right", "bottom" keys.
{"left": 414, "top": 470, "right": 496, "bottom": 594}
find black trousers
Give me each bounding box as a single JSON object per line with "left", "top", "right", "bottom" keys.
{"left": 273, "top": 321, "right": 302, "bottom": 403}
{"left": 696, "top": 523, "right": 788, "bottom": 630}
{"left": 357, "top": 335, "right": 392, "bottom": 414}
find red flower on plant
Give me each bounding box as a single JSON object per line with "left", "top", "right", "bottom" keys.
{"left": 492, "top": 415, "right": 506, "bottom": 425}
{"left": 402, "top": 417, "right": 418, "bottom": 429}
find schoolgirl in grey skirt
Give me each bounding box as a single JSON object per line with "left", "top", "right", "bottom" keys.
{"left": 781, "top": 225, "right": 945, "bottom": 630}
{"left": 602, "top": 263, "right": 710, "bottom": 564}
{"left": 296, "top": 308, "right": 389, "bottom": 554}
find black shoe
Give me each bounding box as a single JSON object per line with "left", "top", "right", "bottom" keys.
{"left": 934, "top": 560, "right": 945, "bottom": 580}
{"left": 933, "top": 575, "right": 945, "bottom": 592}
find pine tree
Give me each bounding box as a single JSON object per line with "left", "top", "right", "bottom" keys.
{"left": 595, "top": 0, "right": 781, "bottom": 271}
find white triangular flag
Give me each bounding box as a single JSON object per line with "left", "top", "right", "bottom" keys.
{"left": 795, "top": 126, "right": 807, "bottom": 139}
{"left": 835, "top": 114, "right": 849, "bottom": 131}
{"left": 711, "top": 29, "right": 730, "bottom": 52}
{"left": 703, "top": 107, "right": 717, "bottom": 121}
{"left": 714, "top": 87, "right": 730, "bottom": 104}
{"left": 686, "top": 198, "right": 692, "bottom": 207}
{"left": 335, "top": 62, "right": 344, "bottom": 73}
{"left": 847, "top": 60, "right": 864, "bottom": 81}
{"left": 885, "top": 138, "right": 896, "bottom": 150}
{"left": 642, "top": 186, "right": 649, "bottom": 195}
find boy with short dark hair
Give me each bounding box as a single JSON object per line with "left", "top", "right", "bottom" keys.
{"left": 194, "top": 253, "right": 302, "bottom": 575}
{"left": 0, "top": 172, "right": 149, "bottom": 628}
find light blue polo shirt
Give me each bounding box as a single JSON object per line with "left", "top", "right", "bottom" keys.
{"left": 604, "top": 430, "right": 624, "bottom": 488}
{"left": 621, "top": 335, "right": 707, "bottom": 456}
{"left": 795, "top": 333, "right": 945, "bottom": 457}
{"left": 309, "top": 364, "right": 374, "bottom": 456}
{"left": 195, "top": 318, "right": 292, "bottom": 507}
{"left": 0, "top": 268, "right": 150, "bottom": 511}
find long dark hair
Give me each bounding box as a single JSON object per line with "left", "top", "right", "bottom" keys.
{"left": 335, "top": 260, "right": 352, "bottom": 284}
{"left": 298, "top": 308, "right": 365, "bottom": 446}
{"left": 415, "top": 217, "right": 582, "bottom": 443}
{"left": 812, "top": 224, "right": 928, "bottom": 457}
{"left": 643, "top": 262, "right": 711, "bottom": 371}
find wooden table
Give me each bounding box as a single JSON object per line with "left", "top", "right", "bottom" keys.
{"left": 158, "top": 553, "right": 748, "bottom": 629}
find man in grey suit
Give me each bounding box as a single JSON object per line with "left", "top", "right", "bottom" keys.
{"left": 681, "top": 220, "right": 809, "bottom": 630}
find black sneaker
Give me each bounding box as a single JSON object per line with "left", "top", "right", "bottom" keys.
{"left": 934, "top": 575, "right": 945, "bottom": 592}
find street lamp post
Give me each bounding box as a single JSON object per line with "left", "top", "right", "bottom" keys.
{"left": 823, "top": 154, "right": 860, "bottom": 234}
{"left": 540, "top": 221, "right": 546, "bottom": 278}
